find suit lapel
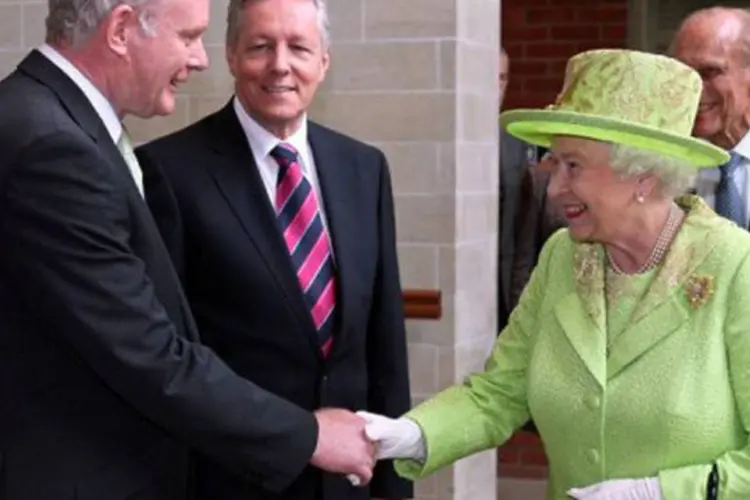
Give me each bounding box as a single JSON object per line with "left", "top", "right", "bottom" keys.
{"left": 18, "top": 50, "right": 145, "bottom": 201}
{"left": 18, "top": 50, "right": 104, "bottom": 142}
{"left": 308, "top": 123, "right": 357, "bottom": 351}
{"left": 203, "top": 104, "right": 321, "bottom": 351}
{"left": 607, "top": 196, "right": 720, "bottom": 379}
{"left": 556, "top": 243, "right": 607, "bottom": 387}
{"left": 18, "top": 50, "right": 198, "bottom": 339}
{"left": 557, "top": 197, "right": 723, "bottom": 384}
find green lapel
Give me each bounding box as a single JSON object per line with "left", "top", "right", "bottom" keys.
{"left": 606, "top": 196, "right": 722, "bottom": 379}
{"left": 555, "top": 243, "right": 607, "bottom": 387}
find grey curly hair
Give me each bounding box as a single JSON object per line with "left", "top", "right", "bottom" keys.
{"left": 609, "top": 143, "right": 697, "bottom": 198}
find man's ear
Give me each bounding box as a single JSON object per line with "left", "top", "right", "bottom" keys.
{"left": 104, "top": 3, "right": 140, "bottom": 57}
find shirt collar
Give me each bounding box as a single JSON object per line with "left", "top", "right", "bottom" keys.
{"left": 37, "top": 44, "right": 122, "bottom": 144}
{"left": 733, "top": 130, "right": 750, "bottom": 162}
{"left": 232, "top": 96, "right": 309, "bottom": 172}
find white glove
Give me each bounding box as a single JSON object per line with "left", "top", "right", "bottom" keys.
{"left": 356, "top": 411, "right": 426, "bottom": 461}
{"left": 344, "top": 411, "right": 426, "bottom": 487}
{"left": 568, "top": 477, "right": 662, "bottom": 500}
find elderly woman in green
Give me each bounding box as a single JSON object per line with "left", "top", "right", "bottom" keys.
{"left": 357, "top": 49, "right": 750, "bottom": 500}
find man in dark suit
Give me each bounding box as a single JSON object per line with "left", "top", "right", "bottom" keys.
{"left": 498, "top": 48, "right": 543, "bottom": 329}
{"left": 136, "top": 1, "right": 412, "bottom": 500}
{"left": 0, "top": 1, "right": 376, "bottom": 499}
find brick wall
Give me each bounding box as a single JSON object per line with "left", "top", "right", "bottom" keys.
{"left": 502, "top": 0, "right": 629, "bottom": 110}
{"left": 497, "top": 0, "right": 629, "bottom": 480}
{"left": 498, "top": 430, "right": 549, "bottom": 479}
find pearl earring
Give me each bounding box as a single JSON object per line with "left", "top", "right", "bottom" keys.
{"left": 636, "top": 193, "right": 645, "bottom": 204}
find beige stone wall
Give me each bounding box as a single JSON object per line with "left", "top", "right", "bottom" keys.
{"left": 0, "top": 2, "right": 501, "bottom": 499}
{"left": 314, "top": 3, "right": 500, "bottom": 500}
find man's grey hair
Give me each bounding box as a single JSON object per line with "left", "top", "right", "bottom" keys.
{"left": 609, "top": 143, "right": 697, "bottom": 198}
{"left": 225, "top": 0, "right": 330, "bottom": 49}
{"left": 669, "top": 7, "right": 750, "bottom": 68}
{"left": 46, "top": 0, "right": 159, "bottom": 48}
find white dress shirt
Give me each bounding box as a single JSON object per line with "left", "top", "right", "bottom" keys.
{"left": 232, "top": 97, "right": 333, "bottom": 249}
{"left": 695, "top": 130, "right": 750, "bottom": 226}
{"left": 37, "top": 44, "right": 143, "bottom": 196}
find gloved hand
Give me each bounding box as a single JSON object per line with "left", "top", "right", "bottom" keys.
{"left": 567, "top": 477, "right": 662, "bottom": 500}
{"left": 344, "top": 411, "right": 426, "bottom": 487}
{"left": 356, "top": 411, "right": 426, "bottom": 461}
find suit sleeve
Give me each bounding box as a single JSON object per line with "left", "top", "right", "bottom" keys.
{"left": 366, "top": 151, "right": 414, "bottom": 499}
{"left": 394, "top": 230, "right": 565, "bottom": 480}
{"left": 658, "top": 250, "right": 750, "bottom": 499}
{"left": 0, "top": 132, "right": 317, "bottom": 493}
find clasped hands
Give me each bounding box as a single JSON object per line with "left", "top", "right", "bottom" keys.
{"left": 309, "top": 409, "right": 423, "bottom": 487}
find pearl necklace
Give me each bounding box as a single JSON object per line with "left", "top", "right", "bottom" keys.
{"left": 606, "top": 204, "right": 683, "bottom": 275}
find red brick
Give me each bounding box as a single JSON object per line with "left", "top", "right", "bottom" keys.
{"left": 526, "top": 42, "right": 577, "bottom": 59}
{"left": 503, "top": 26, "right": 549, "bottom": 42}
{"left": 503, "top": 6, "right": 528, "bottom": 27}
{"left": 499, "top": 464, "right": 550, "bottom": 479}
{"left": 506, "top": 78, "right": 524, "bottom": 96}
{"left": 576, "top": 40, "right": 624, "bottom": 52}
{"left": 510, "top": 61, "right": 548, "bottom": 76}
{"left": 547, "top": 59, "right": 569, "bottom": 76}
{"left": 600, "top": 24, "right": 627, "bottom": 41}
{"left": 498, "top": 448, "right": 519, "bottom": 464}
{"left": 504, "top": 42, "right": 525, "bottom": 59}
{"left": 503, "top": 94, "right": 552, "bottom": 110}
{"left": 548, "top": 0, "right": 601, "bottom": 4}
{"left": 520, "top": 449, "right": 549, "bottom": 466}
{"left": 550, "top": 25, "right": 600, "bottom": 40}
{"left": 506, "top": 430, "right": 544, "bottom": 446}
{"left": 524, "top": 77, "right": 562, "bottom": 92}
{"left": 526, "top": 7, "right": 576, "bottom": 25}
{"left": 586, "top": 6, "right": 628, "bottom": 24}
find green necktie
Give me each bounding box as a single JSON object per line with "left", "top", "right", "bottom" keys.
{"left": 117, "top": 129, "right": 144, "bottom": 198}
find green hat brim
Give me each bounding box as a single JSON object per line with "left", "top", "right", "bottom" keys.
{"left": 500, "top": 109, "right": 730, "bottom": 169}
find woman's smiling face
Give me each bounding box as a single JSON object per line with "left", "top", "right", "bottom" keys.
{"left": 546, "top": 136, "right": 641, "bottom": 243}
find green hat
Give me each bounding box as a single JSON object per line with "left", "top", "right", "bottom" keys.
{"left": 500, "top": 49, "right": 729, "bottom": 169}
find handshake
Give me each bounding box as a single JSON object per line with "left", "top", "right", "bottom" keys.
{"left": 310, "top": 408, "right": 425, "bottom": 486}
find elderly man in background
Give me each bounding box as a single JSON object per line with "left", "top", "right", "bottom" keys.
{"left": 671, "top": 6, "right": 750, "bottom": 229}
{"left": 498, "top": 47, "right": 547, "bottom": 329}
{"left": 137, "top": 0, "right": 412, "bottom": 499}
{"left": 0, "top": 1, "right": 376, "bottom": 499}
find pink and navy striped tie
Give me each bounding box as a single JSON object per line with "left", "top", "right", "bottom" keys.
{"left": 271, "top": 143, "right": 336, "bottom": 356}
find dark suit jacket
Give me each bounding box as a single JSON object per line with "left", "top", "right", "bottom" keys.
{"left": 136, "top": 102, "right": 413, "bottom": 500}
{"left": 498, "top": 131, "right": 536, "bottom": 329}
{"left": 0, "top": 50, "right": 319, "bottom": 500}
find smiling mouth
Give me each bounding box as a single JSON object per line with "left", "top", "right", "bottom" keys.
{"left": 563, "top": 203, "right": 587, "bottom": 220}
{"left": 262, "top": 85, "right": 296, "bottom": 94}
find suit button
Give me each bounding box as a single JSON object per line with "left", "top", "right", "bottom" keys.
{"left": 586, "top": 395, "right": 601, "bottom": 410}
{"left": 587, "top": 449, "right": 600, "bottom": 464}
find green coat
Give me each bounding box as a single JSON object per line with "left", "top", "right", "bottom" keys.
{"left": 396, "top": 196, "right": 750, "bottom": 499}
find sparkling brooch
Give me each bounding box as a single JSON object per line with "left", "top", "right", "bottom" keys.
{"left": 685, "top": 275, "right": 714, "bottom": 310}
